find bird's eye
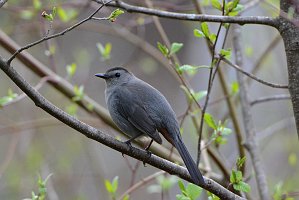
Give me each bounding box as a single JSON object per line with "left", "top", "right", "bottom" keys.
{"left": 115, "top": 72, "right": 120, "bottom": 77}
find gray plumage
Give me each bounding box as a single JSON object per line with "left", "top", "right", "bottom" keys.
{"left": 95, "top": 67, "right": 204, "bottom": 185}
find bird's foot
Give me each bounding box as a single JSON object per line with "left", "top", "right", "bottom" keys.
{"left": 122, "top": 140, "right": 133, "bottom": 157}
{"left": 142, "top": 150, "right": 152, "bottom": 167}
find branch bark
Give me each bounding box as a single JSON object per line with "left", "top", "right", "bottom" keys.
{"left": 233, "top": 26, "right": 270, "bottom": 200}
{"left": 0, "top": 57, "right": 245, "bottom": 200}
{"left": 93, "top": 0, "right": 278, "bottom": 27}
{"left": 276, "top": 0, "right": 299, "bottom": 137}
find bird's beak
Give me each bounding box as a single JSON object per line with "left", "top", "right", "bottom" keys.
{"left": 95, "top": 73, "right": 109, "bottom": 79}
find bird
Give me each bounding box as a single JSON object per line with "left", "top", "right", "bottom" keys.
{"left": 95, "top": 67, "right": 205, "bottom": 185}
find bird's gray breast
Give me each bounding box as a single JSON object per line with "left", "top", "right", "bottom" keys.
{"left": 105, "top": 86, "right": 143, "bottom": 138}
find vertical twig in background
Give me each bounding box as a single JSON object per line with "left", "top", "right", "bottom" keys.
{"left": 233, "top": 26, "right": 270, "bottom": 200}
{"left": 190, "top": 0, "right": 246, "bottom": 173}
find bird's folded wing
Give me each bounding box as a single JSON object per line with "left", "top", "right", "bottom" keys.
{"left": 117, "top": 88, "right": 163, "bottom": 144}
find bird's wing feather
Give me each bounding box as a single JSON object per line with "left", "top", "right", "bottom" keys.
{"left": 116, "top": 86, "right": 162, "bottom": 144}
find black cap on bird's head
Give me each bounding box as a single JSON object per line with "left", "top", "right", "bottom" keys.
{"left": 95, "top": 67, "right": 132, "bottom": 86}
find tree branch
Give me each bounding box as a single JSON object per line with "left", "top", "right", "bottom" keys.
{"left": 220, "top": 57, "right": 288, "bottom": 89}
{"left": 0, "top": 0, "right": 8, "bottom": 8}
{"left": 250, "top": 94, "right": 291, "bottom": 106}
{"left": 93, "top": 0, "right": 278, "bottom": 27}
{"left": 233, "top": 26, "right": 270, "bottom": 200}
{"left": 0, "top": 57, "right": 245, "bottom": 200}
{"left": 277, "top": 0, "right": 299, "bottom": 137}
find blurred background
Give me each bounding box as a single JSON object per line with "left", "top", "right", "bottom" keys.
{"left": 0, "top": 0, "right": 298, "bottom": 199}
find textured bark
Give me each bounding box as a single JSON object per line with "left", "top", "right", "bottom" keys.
{"left": 277, "top": 0, "right": 299, "bottom": 137}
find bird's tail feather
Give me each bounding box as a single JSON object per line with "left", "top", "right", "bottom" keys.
{"left": 174, "top": 136, "right": 205, "bottom": 185}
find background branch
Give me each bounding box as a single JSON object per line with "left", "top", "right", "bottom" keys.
{"left": 233, "top": 26, "right": 270, "bottom": 200}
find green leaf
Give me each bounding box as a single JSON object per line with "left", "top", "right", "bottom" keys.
{"left": 20, "top": 10, "right": 34, "bottom": 20}
{"left": 110, "top": 176, "right": 118, "bottom": 193}
{"left": 31, "top": 191, "right": 38, "bottom": 200}
{"left": 273, "top": 182, "right": 283, "bottom": 200}
{"left": 42, "top": 11, "right": 54, "bottom": 21}
{"left": 97, "top": 42, "right": 112, "bottom": 61}
{"left": 87, "top": 103, "right": 94, "bottom": 111}
{"left": 245, "top": 46, "right": 253, "bottom": 57}
{"left": 193, "top": 90, "right": 207, "bottom": 101}
{"left": 105, "top": 179, "right": 113, "bottom": 193}
{"left": 35, "top": 174, "right": 52, "bottom": 200}
{"left": 177, "top": 65, "right": 210, "bottom": 76}
{"left": 52, "top": 6, "right": 57, "bottom": 18}
{"left": 230, "top": 81, "right": 239, "bottom": 94}
{"left": 230, "top": 170, "right": 242, "bottom": 183}
{"left": 204, "top": 113, "right": 217, "bottom": 130}
{"left": 231, "top": 0, "right": 240, "bottom": 10}
{"left": 211, "top": 0, "right": 222, "bottom": 11}
{"left": 226, "top": 0, "right": 239, "bottom": 12}
{"left": 219, "top": 127, "right": 232, "bottom": 135}
{"left": 122, "top": 194, "right": 130, "bottom": 200}
{"left": 288, "top": 152, "right": 297, "bottom": 166}
{"left": 57, "top": 7, "right": 78, "bottom": 22}
{"left": 66, "top": 63, "right": 77, "bottom": 78}
{"left": 157, "top": 175, "right": 177, "bottom": 191}
{"left": 108, "top": 9, "right": 124, "bottom": 22}
{"left": 220, "top": 48, "right": 231, "bottom": 59}
{"left": 72, "top": 85, "right": 84, "bottom": 102}
{"left": 215, "top": 136, "right": 227, "bottom": 144}
{"left": 170, "top": 43, "right": 183, "bottom": 56}
{"left": 233, "top": 181, "right": 251, "bottom": 193}
{"left": 176, "top": 194, "right": 190, "bottom": 200}
{"left": 228, "top": 4, "right": 244, "bottom": 16}
{"left": 0, "top": 89, "right": 18, "bottom": 107}
{"left": 208, "top": 34, "right": 216, "bottom": 43}
{"left": 185, "top": 183, "right": 202, "bottom": 200}
{"left": 201, "top": 22, "right": 210, "bottom": 37}
{"left": 207, "top": 191, "right": 220, "bottom": 200}
{"left": 237, "top": 156, "right": 246, "bottom": 169}
{"left": 33, "top": 0, "right": 42, "bottom": 10}
{"left": 65, "top": 103, "right": 78, "bottom": 116}
{"left": 178, "top": 180, "right": 186, "bottom": 192}
{"left": 157, "top": 42, "right": 169, "bottom": 57}
{"left": 194, "top": 29, "right": 205, "bottom": 38}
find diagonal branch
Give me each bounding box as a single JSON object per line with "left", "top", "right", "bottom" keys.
{"left": 220, "top": 57, "right": 288, "bottom": 89}
{"left": 0, "top": 57, "right": 245, "bottom": 200}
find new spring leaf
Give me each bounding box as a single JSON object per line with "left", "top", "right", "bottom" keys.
{"left": 108, "top": 9, "right": 124, "bottom": 22}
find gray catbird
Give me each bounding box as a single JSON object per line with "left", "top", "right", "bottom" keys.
{"left": 95, "top": 67, "right": 204, "bottom": 185}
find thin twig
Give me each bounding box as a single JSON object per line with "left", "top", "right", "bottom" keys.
{"left": 118, "top": 171, "right": 166, "bottom": 200}
{"left": 221, "top": 57, "right": 288, "bottom": 89}
{"left": 249, "top": 34, "right": 281, "bottom": 79}
{"left": 190, "top": 0, "right": 245, "bottom": 179}
{"left": 250, "top": 94, "right": 290, "bottom": 106}
{"left": 7, "top": 1, "right": 113, "bottom": 65}
{"left": 197, "top": 0, "right": 226, "bottom": 165}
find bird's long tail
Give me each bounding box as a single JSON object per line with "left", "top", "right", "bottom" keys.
{"left": 173, "top": 135, "right": 205, "bottom": 185}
